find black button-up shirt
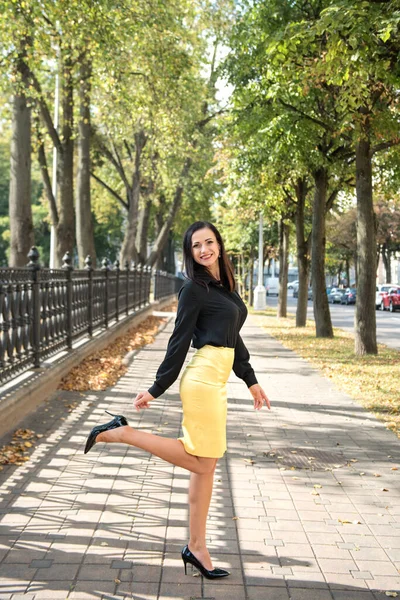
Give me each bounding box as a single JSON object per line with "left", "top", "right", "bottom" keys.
{"left": 148, "top": 275, "right": 258, "bottom": 398}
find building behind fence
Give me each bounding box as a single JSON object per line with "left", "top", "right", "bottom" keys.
{"left": 0, "top": 248, "right": 182, "bottom": 386}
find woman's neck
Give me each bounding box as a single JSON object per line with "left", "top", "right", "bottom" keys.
{"left": 206, "top": 265, "right": 220, "bottom": 281}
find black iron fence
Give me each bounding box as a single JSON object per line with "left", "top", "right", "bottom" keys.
{"left": 0, "top": 247, "right": 182, "bottom": 386}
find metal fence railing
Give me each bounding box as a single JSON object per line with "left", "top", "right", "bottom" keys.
{"left": 0, "top": 247, "right": 182, "bottom": 386}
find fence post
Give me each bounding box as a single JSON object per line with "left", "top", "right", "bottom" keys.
{"left": 27, "top": 247, "right": 41, "bottom": 368}
{"left": 137, "top": 263, "right": 142, "bottom": 309}
{"left": 125, "top": 260, "right": 129, "bottom": 316}
{"left": 85, "top": 255, "right": 93, "bottom": 336}
{"left": 62, "top": 251, "right": 74, "bottom": 349}
{"left": 102, "top": 257, "right": 110, "bottom": 329}
{"left": 114, "top": 259, "right": 120, "bottom": 322}
{"left": 146, "top": 265, "right": 152, "bottom": 304}
{"left": 154, "top": 270, "right": 158, "bottom": 301}
{"left": 131, "top": 262, "right": 136, "bottom": 311}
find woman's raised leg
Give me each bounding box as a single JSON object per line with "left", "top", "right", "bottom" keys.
{"left": 95, "top": 426, "right": 215, "bottom": 475}
{"left": 187, "top": 462, "right": 217, "bottom": 570}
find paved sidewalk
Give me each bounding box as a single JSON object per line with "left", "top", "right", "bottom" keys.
{"left": 0, "top": 313, "right": 399, "bottom": 599}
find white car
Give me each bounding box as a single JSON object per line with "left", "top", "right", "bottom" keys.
{"left": 287, "top": 280, "right": 299, "bottom": 290}
{"left": 266, "top": 277, "right": 279, "bottom": 296}
{"left": 376, "top": 284, "right": 399, "bottom": 309}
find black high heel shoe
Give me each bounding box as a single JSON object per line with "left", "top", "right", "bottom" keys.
{"left": 181, "top": 545, "right": 230, "bottom": 580}
{"left": 84, "top": 411, "right": 129, "bottom": 454}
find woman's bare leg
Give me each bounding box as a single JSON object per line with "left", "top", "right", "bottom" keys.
{"left": 188, "top": 462, "right": 217, "bottom": 570}
{"left": 96, "top": 426, "right": 215, "bottom": 475}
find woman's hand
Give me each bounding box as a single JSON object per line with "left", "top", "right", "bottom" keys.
{"left": 249, "top": 384, "right": 271, "bottom": 411}
{"left": 134, "top": 390, "right": 155, "bottom": 411}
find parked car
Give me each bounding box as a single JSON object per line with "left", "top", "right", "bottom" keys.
{"left": 293, "top": 285, "right": 312, "bottom": 299}
{"left": 287, "top": 280, "right": 299, "bottom": 290}
{"left": 376, "top": 284, "right": 394, "bottom": 309}
{"left": 380, "top": 286, "right": 400, "bottom": 312}
{"left": 329, "top": 288, "right": 346, "bottom": 303}
{"left": 266, "top": 277, "right": 279, "bottom": 296}
{"left": 341, "top": 288, "right": 357, "bottom": 305}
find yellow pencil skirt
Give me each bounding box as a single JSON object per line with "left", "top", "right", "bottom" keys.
{"left": 178, "top": 344, "right": 235, "bottom": 458}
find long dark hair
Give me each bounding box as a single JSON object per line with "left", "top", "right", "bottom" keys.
{"left": 182, "top": 221, "right": 236, "bottom": 292}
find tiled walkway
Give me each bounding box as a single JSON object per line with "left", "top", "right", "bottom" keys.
{"left": 0, "top": 313, "right": 399, "bottom": 599}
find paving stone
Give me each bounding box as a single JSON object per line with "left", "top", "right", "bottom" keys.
{"left": 351, "top": 570, "right": 374, "bottom": 580}
{"left": 29, "top": 559, "right": 53, "bottom": 568}
{"left": 289, "top": 590, "right": 332, "bottom": 600}
{"left": 354, "top": 560, "right": 399, "bottom": 576}
{"left": 247, "top": 587, "right": 290, "bottom": 600}
{"left": 331, "top": 592, "right": 375, "bottom": 600}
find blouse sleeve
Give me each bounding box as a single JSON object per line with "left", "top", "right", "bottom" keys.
{"left": 147, "top": 282, "right": 204, "bottom": 398}
{"left": 232, "top": 334, "right": 258, "bottom": 388}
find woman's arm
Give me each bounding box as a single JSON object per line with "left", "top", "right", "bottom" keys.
{"left": 232, "top": 333, "right": 258, "bottom": 388}
{"left": 233, "top": 334, "right": 271, "bottom": 410}
{"left": 143, "top": 282, "right": 204, "bottom": 400}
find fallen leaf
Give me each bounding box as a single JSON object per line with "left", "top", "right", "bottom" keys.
{"left": 382, "top": 488, "right": 389, "bottom": 492}
{"left": 338, "top": 519, "right": 352, "bottom": 524}
{"left": 391, "top": 467, "right": 398, "bottom": 471}
{"left": 374, "top": 473, "right": 381, "bottom": 477}
{"left": 232, "top": 517, "right": 239, "bottom": 520}
{"left": 313, "top": 484, "right": 322, "bottom": 489}
{"left": 385, "top": 592, "right": 398, "bottom": 597}
{"left": 114, "top": 578, "right": 121, "bottom": 584}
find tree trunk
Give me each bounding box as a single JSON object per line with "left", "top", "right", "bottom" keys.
{"left": 381, "top": 243, "right": 391, "bottom": 283}
{"left": 9, "top": 93, "right": 34, "bottom": 267}
{"left": 294, "top": 177, "right": 310, "bottom": 327}
{"left": 311, "top": 167, "right": 333, "bottom": 338}
{"left": 337, "top": 262, "right": 342, "bottom": 287}
{"left": 136, "top": 196, "right": 152, "bottom": 264}
{"left": 119, "top": 130, "right": 147, "bottom": 265}
{"left": 355, "top": 134, "right": 377, "bottom": 355}
{"left": 55, "top": 55, "right": 75, "bottom": 266}
{"left": 345, "top": 259, "right": 350, "bottom": 288}
{"left": 241, "top": 252, "right": 247, "bottom": 300}
{"left": 354, "top": 251, "right": 358, "bottom": 287}
{"left": 277, "top": 219, "right": 289, "bottom": 318}
{"left": 76, "top": 59, "right": 96, "bottom": 268}
{"left": 146, "top": 157, "right": 193, "bottom": 267}
{"left": 248, "top": 251, "right": 254, "bottom": 306}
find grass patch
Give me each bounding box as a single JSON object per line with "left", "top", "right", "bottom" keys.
{"left": 252, "top": 308, "right": 400, "bottom": 438}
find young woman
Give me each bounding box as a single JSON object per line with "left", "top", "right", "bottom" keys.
{"left": 84, "top": 221, "right": 270, "bottom": 579}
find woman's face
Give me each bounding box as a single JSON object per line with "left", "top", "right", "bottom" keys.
{"left": 191, "top": 227, "right": 220, "bottom": 271}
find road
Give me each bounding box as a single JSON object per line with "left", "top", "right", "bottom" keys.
{"left": 266, "top": 294, "right": 400, "bottom": 351}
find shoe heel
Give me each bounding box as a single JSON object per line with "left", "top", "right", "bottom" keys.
{"left": 182, "top": 557, "right": 188, "bottom": 575}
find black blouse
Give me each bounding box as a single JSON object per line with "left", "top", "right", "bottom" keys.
{"left": 148, "top": 275, "right": 258, "bottom": 398}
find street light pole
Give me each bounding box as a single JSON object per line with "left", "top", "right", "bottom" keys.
{"left": 253, "top": 213, "right": 267, "bottom": 310}
{"left": 49, "top": 43, "right": 59, "bottom": 269}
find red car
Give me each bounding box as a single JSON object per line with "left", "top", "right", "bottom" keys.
{"left": 381, "top": 287, "right": 400, "bottom": 312}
